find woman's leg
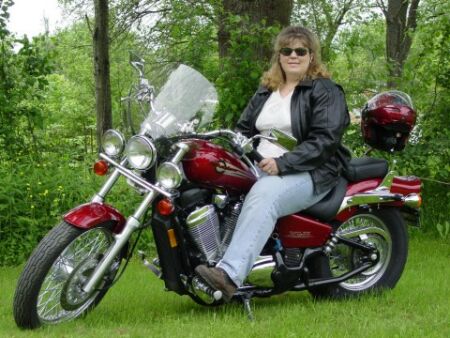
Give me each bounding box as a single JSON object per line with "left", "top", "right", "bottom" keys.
{"left": 217, "top": 172, "right": 329, "bottom": 286}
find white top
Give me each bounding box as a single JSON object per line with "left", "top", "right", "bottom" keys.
{"left": 255, "top": 89, "right": 294, "bottom": 158}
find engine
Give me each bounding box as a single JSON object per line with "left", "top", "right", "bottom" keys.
{"left": 184, "top": 195, "right": 242, "bottom": 263}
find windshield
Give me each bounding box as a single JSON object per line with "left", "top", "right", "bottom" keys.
{"left": 140, "top": 64, "right": 218, "bottom": 138}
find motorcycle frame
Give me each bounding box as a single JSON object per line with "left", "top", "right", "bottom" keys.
{"left": 63, "top": 134, "right": 420, "bottom": 297}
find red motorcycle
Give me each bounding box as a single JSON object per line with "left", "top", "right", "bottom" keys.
{"left": 14, "top": 60, "right": 421, "bottom": 328}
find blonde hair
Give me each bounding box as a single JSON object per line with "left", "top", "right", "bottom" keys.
{"left": 261, "top": 26, "right": 330, "bottom": 90}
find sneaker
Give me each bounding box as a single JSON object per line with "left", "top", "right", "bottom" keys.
{"left": 195, "top": 265, "right": 237, "bottom": 302}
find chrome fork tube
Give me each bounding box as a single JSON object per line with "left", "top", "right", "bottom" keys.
{"left": 83, "top": 189, "right": 158, "bottom": 293}
{"left": 92, "top": 158, "right": 128, "bottom": 203}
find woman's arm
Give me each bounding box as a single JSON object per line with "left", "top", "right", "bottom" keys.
{"left": 275, "top": 80, "right": 349, "bottom": 174}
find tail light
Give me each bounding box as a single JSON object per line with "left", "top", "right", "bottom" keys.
{"left": 94, "top": 160, "right": 109, "bottom": 176}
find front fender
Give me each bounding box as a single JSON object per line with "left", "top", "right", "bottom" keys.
{"left": 63, "top": 202, "right": 126, "bottom": 233}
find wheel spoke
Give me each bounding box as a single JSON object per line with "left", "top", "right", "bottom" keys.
{"left": 35, "top": 226, "right": 115, "bottom": 324}
{"left": 331, "top": 213, "right": 392, "bottom": 291}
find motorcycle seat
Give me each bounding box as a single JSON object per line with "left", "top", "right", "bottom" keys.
{"left": 344, "top": 157, "right": 389, "bottom": 182}
{"left": 303, "top": 176, "right": 348, "bottom": 222}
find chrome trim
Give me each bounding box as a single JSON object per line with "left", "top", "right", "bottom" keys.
{"left": 156, "top": 162, "right": 183, "bottom": 189}
{"left": 242, "top": 154, "right": 260, "bottom": 179}
{"left": 338, "top": 191, "right": 402, "bottom": 213}
{"left": 99, "top": 153, "right": 175, "bottom": 198}
{"left": 375, "top": 170, "right": 397, "bottom": 191}
{"left": 102, "top": 129, "right": 125, "bottom": 157}
{"left": 91, "top": 158, "right": 128, "bottom": 203}
{"left": 125, "top": 135, "right": 157, "bottom": 170}
{"left": 403, "top": 193, "right": 421, "bottom": 209}
{"left": 338, "top": 226, "right": 388, "bottom": 239}
{"left": 171, "top": 142, "right": 190, "bottom": 163}
{"left": 83, "top": 190, "right": 157, "bottom": 293}
{"left": 213, "top": 194, "right": 228, "bottom": 209}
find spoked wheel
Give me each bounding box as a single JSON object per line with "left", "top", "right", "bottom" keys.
{"left": 308, "top": 208, "right": 408, "bottom": 298}
{"left": 13, "top": 221, "right": 122, "bottom": 329}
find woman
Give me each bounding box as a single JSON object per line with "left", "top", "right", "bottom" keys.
{"left": 196, "top": 26, "right": 351, "bottom": 302}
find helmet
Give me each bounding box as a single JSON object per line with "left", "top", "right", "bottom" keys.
{"left": 361, "top": 90, "right": 416, "bottom": 151}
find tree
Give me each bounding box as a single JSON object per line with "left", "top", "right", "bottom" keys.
{"left": 93, "top": 0, "right": 112, "bottom": 148}
{"left": 218, "top": 0, "right": 293, "bottom": 60}
{"left": 377, "top": 0, "right": 420, "bottom": 87}
{"left": 292, "top": 0, "right": 377, "bottom": 62}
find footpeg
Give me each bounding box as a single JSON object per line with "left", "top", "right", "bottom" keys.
{"left": 138, "top": 251, "right": 162, "bottom": 278}
{"left": 192, "top": 276, "right": 223, "bottom": 303}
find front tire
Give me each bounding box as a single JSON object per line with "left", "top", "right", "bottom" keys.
{"left": 13, "top": 221, "right": 121, "bottom": 329}
{"left": 308, "top": 208, "right": 408, "bottom": 298}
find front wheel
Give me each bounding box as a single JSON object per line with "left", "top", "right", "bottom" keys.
{"left": 308, "top": 208, "right": 408, "bottom": 299}
{"left": 13, "top": 221, "right": 122, "bottom": 329}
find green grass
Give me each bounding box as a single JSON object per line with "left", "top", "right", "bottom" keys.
{"left": 1, "top": 235, "right": 449, "bottom": 338}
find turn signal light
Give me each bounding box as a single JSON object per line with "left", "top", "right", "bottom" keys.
{"left": 157, "top": 198, "right": 175, "bottom": 216}
{"left": 94, "top": 160, "right": 109, "bottom": 176}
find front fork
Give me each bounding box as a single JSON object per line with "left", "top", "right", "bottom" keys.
{"left": 83, "top": 189, "right": 157, "bottom": 293}
{"left": 82, "top": 143, "right": 189, "bottom": 293}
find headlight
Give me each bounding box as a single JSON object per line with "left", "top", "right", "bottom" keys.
{"left": 125, "top": 135, "right": 156, "bottom": 170}
{"left": 156, "top": 162, "right": 183, "bottom": 189}
{"left": 102, "top": 129, "right": 125, "bottom": 157}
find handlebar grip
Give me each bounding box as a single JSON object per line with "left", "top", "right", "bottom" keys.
{"left": 250, "top": 150, "right": 264, "bottom": 163}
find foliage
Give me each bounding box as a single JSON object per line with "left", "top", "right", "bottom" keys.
{"left": 0, "top": 2, "right": 54, "bottom": 159}
{"left": 215, "top": 16, "right": 279, "bottom": 127}
{"left": 329, "top": 5, "right": 450, "bottom": 234}
{"left": 1, "top": 0, "right": 449, "bottom": 267}
{"left": 291, "top": 0, "right": 379, "bottom": 62}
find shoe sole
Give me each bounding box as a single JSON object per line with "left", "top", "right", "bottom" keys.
{"left": 195, "top": 266, "right": 233, "bottom": 302}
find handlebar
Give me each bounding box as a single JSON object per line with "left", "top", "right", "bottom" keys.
{"left": 193, "top": 129, "right": 270, "bottom": 163}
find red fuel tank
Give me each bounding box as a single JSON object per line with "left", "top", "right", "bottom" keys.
{"left": 182, "top": 139, "right": 257, "bottom": 194}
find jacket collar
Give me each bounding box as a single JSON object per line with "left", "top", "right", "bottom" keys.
{"left": 297, "top": 79, "right": 313, "bottom": 88}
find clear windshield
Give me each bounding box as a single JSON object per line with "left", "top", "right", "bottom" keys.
{"left": 141, "top": 64, "right": 218, "bottom": 138}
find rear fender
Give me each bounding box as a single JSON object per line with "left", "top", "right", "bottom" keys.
{"left": 63, "top": 202, "right": 126, "bottom": 233}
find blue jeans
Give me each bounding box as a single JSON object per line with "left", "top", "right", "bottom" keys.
{"left": 217, "top": 171, "right": 330, "bottom": 287}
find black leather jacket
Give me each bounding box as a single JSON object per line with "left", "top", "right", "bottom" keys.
{"left": 236, "top": 78, "right": 351, "bottom": 194}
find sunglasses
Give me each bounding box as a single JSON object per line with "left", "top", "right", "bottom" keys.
{"left": 279, "top": 47, "right": 309, "bottom": 57}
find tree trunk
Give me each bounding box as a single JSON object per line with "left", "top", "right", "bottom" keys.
{"left": 381, "top": 0, "right": 420, "bottom": 88}
{"left": 93, "top": 0, "right": 112, "bottom": 150}
{"left": 218, "top": 0, "right": 293, "bottom": 61}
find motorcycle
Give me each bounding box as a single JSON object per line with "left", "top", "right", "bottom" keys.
{"left": 13, "top": 58, "right": 422, "bottom": 328}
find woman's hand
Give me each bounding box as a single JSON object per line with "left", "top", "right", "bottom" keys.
{"left": 258, "top": 158, "right": 279, "bottom": 175}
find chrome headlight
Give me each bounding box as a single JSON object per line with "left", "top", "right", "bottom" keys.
{"left": 156, "top": 162, "right": 183, "bottom": 189}
{"left": 125, "top": 135, "right": 156, "bottom": 170}
{"left": 102, "top": 129, "right": 125, "bottom": 157}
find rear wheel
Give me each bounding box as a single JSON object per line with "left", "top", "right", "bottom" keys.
{"left": 13, "top": 221, "right": 122, "bottom": 329}
{"left": 308, "top": 208, "right": 408, "bottom": 298}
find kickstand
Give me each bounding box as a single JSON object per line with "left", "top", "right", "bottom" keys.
{"left": 240, "top": 293, "right": 255, "bottom": 321}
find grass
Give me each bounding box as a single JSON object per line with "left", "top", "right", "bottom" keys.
{"left": 0, "top": 234, "right": 449, "bottom": 338}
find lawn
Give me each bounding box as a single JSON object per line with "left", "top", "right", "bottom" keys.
{"left": 1, "top": 234, "right": 448, "bottom": 338}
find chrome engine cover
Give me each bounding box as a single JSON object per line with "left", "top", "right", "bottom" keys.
{"left": 186, "top": 205, "right": 221, "bottom": 262}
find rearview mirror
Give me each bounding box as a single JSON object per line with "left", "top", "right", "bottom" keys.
{"left": 269, "top": 128, "right": 297, "bottom": 151}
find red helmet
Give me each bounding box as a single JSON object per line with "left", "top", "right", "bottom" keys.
{"left": 361, "top": 91, "right": 416, "bottom": 151}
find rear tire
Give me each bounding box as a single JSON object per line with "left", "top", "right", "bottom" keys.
{"left": 308, "top": 208, "right": 408, "bottom": 299}
{"left": 13, "top": 221, "right": 121, "bottom": 329}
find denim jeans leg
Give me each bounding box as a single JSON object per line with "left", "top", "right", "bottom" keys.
{"left": 217, "top": 171, "right": 330, "bottom": 286}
